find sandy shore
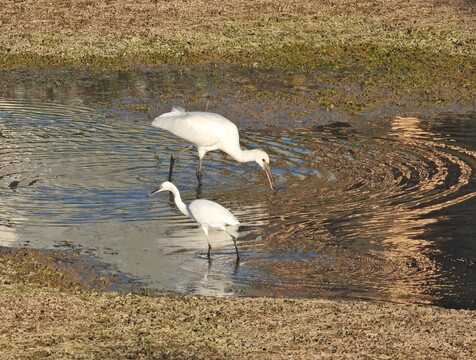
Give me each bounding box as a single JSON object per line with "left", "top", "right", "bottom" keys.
{"left": 1, "top": 249, "right": 475, "bottom": 359}
{"left": 1, "top": 1, "right": 475, "bottom": 358}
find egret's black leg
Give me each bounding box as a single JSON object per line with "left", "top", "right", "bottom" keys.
{"left": 203, "top": 228, "right": 212, "bottom": 259}
{"left": 231, "top": 235, "right": 240, "bottom": 262}
{"left": 168, "top": 145, "right": 191, "bottom": 181}
{"left": 224, "top": 230, "right": 240, "bottom": 261}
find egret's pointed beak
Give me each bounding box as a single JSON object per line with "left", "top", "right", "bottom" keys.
{"left": 263, "top": 162, "right": 278, "bottom": 191}
{"left": 147, "top": 186, "right": 162, "bottom": 198}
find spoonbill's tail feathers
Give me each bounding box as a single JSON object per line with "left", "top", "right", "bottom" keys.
{"left": 171, "top": 106, "right": 186, "bottom": 114}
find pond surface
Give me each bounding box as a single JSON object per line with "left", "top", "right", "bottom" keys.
{"left": 1, "top": 67, "right": 475, "bottom": 309}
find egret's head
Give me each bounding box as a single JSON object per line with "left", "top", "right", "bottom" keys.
{"left": 147, "top": 181, "right": 175, "bottom": 197}
{"left": 252, "top": 150, "right": 278, "bottom": 191}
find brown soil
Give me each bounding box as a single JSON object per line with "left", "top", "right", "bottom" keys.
{"left": 2, "top": 0, "right": 474, "bottom": 37}
{"left": 1, "top": 1, "right": 475, "bottom": 358}
{"left": 1, "top": 249, "right": 475, "bottom": 359}
{"left": 1, "top": 0, "right": 474, "bottom": 67}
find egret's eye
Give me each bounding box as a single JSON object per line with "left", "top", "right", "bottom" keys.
{"left": 262, "top": 158, "right": 266, "bottom": 162}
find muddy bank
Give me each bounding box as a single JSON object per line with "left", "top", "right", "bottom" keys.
{"left": 0, "top": 66, "right": 474, "bottom": 132}
{"left": 1, "top": 249, "right": 475, "bottom": 359}
{"left": 1, "top": 0, "right": 475, "bottom": 114}
{"left": 0, "top": 248, "right": 144, "bottom": 293}
{"left": 1, "top": 1, "right": 476, "bottom": 358}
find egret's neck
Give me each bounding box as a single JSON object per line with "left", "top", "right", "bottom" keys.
{"left": 228, "top": 148, "right": 257, "bottom": 164}
{"left": 170, "top": 187, "right": 188, "bottom": 217}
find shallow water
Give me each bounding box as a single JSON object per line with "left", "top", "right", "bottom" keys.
{"left": 1, "top": 68, "right": 475, "bottom": 309}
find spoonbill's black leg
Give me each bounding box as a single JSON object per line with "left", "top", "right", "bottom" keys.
{"left": 196, "top": 157, "right": 203, "bottom": 186}
{"left": 168, "top": 145, "right": 191, "bottom": 181}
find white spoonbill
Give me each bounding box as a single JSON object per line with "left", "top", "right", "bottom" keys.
{"left": 148, "top": 181, "right": 241, "bottom": 260}
{"left": 152, "top": 106, "right": 277, "bottom": 190}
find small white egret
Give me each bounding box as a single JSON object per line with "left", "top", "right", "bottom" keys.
{"left": 148, "top": 181, "right": 241, "bottom": 260}
{"left": 152, "top": 106, "right": 277, "bottom": 190}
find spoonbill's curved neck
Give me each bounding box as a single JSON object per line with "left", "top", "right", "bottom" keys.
{"left": 227, "top": 148, "right": 257, "bottom": 164}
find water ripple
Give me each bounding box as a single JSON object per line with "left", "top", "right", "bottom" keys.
{"left": 1, "top": 98, "right": 475, "bottom": 308}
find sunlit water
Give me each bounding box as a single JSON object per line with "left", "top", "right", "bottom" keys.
{"left": 1, "top": 68, "right": 475, "bottom": 309}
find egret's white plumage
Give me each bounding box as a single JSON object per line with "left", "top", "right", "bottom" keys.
{"left": 152, "top": 106, "right": 277, "bottom": 190}
{"left": 148, "top": 181, "right": 241, "bottom": 260}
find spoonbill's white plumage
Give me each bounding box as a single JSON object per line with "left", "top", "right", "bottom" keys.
{"left": 148, "top": 181, "right": 241, "bottom": 260}
{"left": 152, "top": 106, "right": 277, "bottom": 190}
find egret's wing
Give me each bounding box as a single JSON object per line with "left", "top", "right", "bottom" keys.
{"left": 188, "top": 199, "right": 240, "bottom": 228}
